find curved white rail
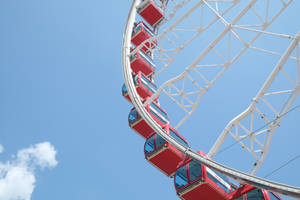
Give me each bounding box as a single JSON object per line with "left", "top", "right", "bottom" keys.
{"left": 122, "top": 0, "right": 300, "bottom": 198}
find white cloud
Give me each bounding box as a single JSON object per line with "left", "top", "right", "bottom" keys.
{"left": 17, "top": 142, "right": 58, "bottom": 169}
{"left": 0, "top": 145, "right": 3, "bottom": 153}
{"left": 0, "top": 166, "right": 35, "bottom": 200}
{"left": 0, "top": 142, "right": 58, "bottom": 200}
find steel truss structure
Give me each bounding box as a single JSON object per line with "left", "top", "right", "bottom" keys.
{"left": 122, "top": 0, "right": 300, "bottom": 198}
{"left": 208, "top": 34, "right": 300, "bottom": 174}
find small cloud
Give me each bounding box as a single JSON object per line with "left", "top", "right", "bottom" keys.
{"left": 0, "top": 145, "right": 3, "bottom": 153}
{"left": 17, "top": 142, "right": 58, "bottom": 169}
{"left": 0, "top": 142, "right": 58, "bottom": 200}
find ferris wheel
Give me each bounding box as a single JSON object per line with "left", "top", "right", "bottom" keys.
{"left": 122, "top": 0, "right": 300, "bottom": 199}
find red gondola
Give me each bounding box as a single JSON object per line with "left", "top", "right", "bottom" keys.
{"left": 144, "top": 124, "right": 189, "bottom": 177}
{"left": 130, "top": 49, "right": 156, "bottom": 77}
{"left": 132, "top": 21, "right": 157, "bottom": 53}
{"left": 230, "top": 184, "right": 282, "bottom": 200}
{"left": 174, "top": 151, "right": 231, "bottom": 200}
{"left": 128, "top": 100, "right": 169, "bottom": 138}
{"left": 137, "top": 0, "right": 164, "bottom": 27}
{"left": 122, "top": 72, "right": 157, "bottom": 103}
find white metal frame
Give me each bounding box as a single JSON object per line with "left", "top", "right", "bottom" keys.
{"left": 145, "top": 0, "right": 294, "bottom": 129}
{"left": 208, "top": 32, "right": 300, "bottom": 174}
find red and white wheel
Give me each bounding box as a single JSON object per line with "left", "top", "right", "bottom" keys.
{"left": 122, "top": 0, "right": 300, "bottom": 199}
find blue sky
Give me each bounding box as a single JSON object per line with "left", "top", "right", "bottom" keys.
{"left": 0, "top": 0, "right": 299, "bottom": 199}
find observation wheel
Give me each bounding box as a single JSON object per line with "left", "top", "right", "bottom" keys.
{"left": 122, "top": 0, "right": 300, "bottom": 199}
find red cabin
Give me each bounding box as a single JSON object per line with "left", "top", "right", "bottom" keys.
{"left": 132, "top": 21, "right": 157, "bottom": 53}
{"left": 144, "top": 124, "right": 189, "bottom": 177}
{"left": 128, "top": 100, "right": 169, "bottom": 139}
{"left": 130, "top": 49, "right": 156, "bottom": 77}
{"left": 137, "top": 0, "right": 164, "bottom": 27}
{"left": 174, "top": 151, "right": 231, "bottom": 200}
{"left": 122, "top": 72, "right": 157, "bottom": 103}
{"left": 230, "top": 184, "right": 282, "bottom": 200}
